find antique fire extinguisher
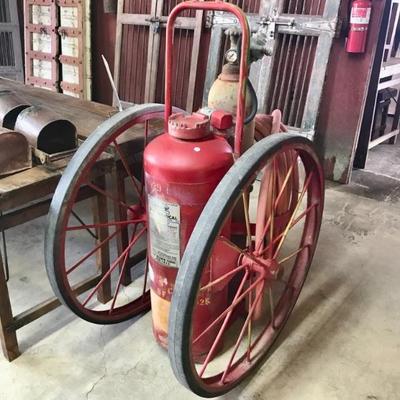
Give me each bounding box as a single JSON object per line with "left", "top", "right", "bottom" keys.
{"left": 144, "top": 112, "right": 236, "bottom": 359}
{"left": 346, "top": 0, "right": 372, "bottom": 54}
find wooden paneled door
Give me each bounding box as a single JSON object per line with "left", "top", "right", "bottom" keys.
{"left": 0, "top": 0, "right": 24, "bottom": 82}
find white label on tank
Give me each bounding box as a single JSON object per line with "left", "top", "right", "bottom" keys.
{"left": 350, "top": 7, "right": 371, "bottom": 24}
{"left": 148, "top": 195, "right": 180, "bottom": 268}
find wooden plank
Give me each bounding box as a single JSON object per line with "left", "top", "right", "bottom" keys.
{"left": 0, "top": 166, "right": 62, "bottom": 211}
{"left": 368, "top": 129, "right": 400, "bottom": 149}
{"left": 378, "top": 77, "right": 400, "bottom": 90}
{"left": 112, "top": 165, "right": 131, "bottom": 286}
{"left": 380, "top": 61, "right": 400, "bottom": 78}
{"left": 0, "top": 185, "right": 97, "bottom": 231}
{"left": 301, "top": 33, "right": 335, "bottom": 133}
{"left": 186, "top": 10, "right": 204, "bottom": 111}
{"left": 113, "top": 0, "right": 125, "bottom": 107}
{"left": 120, "top": 13, "right": 196, "bottom": 30}
{"left": 144, "top": 0, "right": 160, "bottom": 103}
{"left": 8, "top": 275, "right": 102, "bottom": 331}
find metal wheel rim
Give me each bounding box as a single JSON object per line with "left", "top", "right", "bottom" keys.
{"left": 168, "top": 133, "right": 324, "bottom": 397}
{"left": 45, "top": 104, "right": 168, "bottom": 324}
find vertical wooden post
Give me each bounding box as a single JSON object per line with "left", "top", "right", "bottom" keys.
{"left": 112, "top": 165, "right": 131, "bottom": 286}
{"left": 92, "top": 175, "right": 112, "bottom": 304}
{"left": 0, "top": 249, "right": 19, "bottom": 361}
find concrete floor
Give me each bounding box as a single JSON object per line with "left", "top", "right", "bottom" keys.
{"left": 0, "top": 171, "right": 400, "bottom": 399}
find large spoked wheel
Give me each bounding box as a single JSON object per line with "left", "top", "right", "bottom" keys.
{"left": 169, "top": 133, "right": 324, "bottom": 397}
{"left": 45, "top": 104, "right": 171, "bottom": 324}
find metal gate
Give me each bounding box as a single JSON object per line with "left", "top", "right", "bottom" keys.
{"left": 0, "top": 0, "right": 23, "bottom": 82}
{"left": 114, "top": 0, "right": 204, "bottom": 111}
{"left": 204, "top": 0, "right": 341, "bottom": 138}
{"left": 114, "top": 0, "right": 341, "bottom": 133}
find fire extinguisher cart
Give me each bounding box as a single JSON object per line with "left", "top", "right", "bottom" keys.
{"left": 45, "top": 1, "right": 324, "bottom": 397}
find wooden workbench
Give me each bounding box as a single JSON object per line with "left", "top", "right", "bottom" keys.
{"left": 0, "top": 78, "right": 129, "bottom": 361}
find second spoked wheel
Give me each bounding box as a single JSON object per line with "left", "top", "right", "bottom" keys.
{"left": 169, "top": 133, "right": 324, "bottom": 397}
{"left": 45, "top": 104, "right": 168, "bottom": 324}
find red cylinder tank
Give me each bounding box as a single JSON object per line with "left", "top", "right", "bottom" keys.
{"left": 144, "top": 113, "right": 234, "bottom": 358}
{"left": 346, "top": 0, "right": 372, "bottom": 54}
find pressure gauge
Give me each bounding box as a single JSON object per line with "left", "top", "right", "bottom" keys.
{"left": 225, "top": 49, "right": 238, "bottom": 64}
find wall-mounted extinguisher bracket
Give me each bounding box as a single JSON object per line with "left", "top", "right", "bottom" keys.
{"left": 346, "top": 0, "right": 372, "bottom": 54}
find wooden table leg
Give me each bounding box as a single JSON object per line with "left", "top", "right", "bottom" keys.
{"left": 0, "top": 248, "right": 20, "bottom": 361}
{"left": 92, "top": 175, "right": 112, "bottom": 304}
{"left": 112, "top": 166, "right": 132, "bottom": 286}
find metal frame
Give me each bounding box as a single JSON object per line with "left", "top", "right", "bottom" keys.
{"left": 354, "top": 0, "right": 400, "bottom": 168}
{"left": 203, "top": 0, "right": 341, "bottom": 138}
{"left": 113, "top": 0, "right": 204, "bottom": 111}
{"left": 0, "top": 0, "right": 24, "bottom": 81}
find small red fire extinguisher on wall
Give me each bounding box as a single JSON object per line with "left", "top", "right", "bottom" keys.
{"left": 346, "top": 0, "right": 372, "bottom": 54}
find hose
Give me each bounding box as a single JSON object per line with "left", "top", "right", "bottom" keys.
{"left": 235, "top": 35, "right": 258, "bottom": 124}
{"left": 245, "top": 78, "right": 258, "bottom": 125}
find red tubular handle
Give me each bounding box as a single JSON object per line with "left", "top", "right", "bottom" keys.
{"left": 165, "top": 1, "right": 251, "bottom": 156}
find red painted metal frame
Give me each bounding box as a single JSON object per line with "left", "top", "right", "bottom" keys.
{"left": 164, "top": 1, "right": 250, "bottom": 156}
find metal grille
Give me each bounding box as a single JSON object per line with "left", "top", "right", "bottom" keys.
{"left": 282, "top": 0, "right": 326, "bottom": 16}
{"left": 124, "top": 0, "right": 151, "bottom": 14}
{"left": 156, "top": 29, "right": 194, "bottom": 110}
{"left": 225, "top": 0, "right": 261, "bottom": 13}
{"left": 265, "top": 34, "right": 318, "bottom": 127}
{"left": 0, "top": 32, "right": 14, "bottom": 66}
{"left": 0, "top": 0, "right": 11, "bottom": 23}
{"left": 119, "top": 25, "right": 149, "bottom": 104}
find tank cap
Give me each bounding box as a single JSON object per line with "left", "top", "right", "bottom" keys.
{"left": 168, "top": 113, "right": 211, "bottom": 140}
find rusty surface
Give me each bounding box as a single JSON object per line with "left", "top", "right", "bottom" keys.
{"left": 0, "top": 90, "right": 31, "bottom": 129}
{"left": 15, "top": 106, "right": 77, "bottom": 154}
{"left": 315, "top": 0, "right": 386, "bottom": 183}
{"left": 0, "top": 128, "right": 32, "bottom": 177}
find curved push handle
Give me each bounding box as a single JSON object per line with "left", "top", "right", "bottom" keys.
{"left": 165, "top": 1, "right": 251, "bottom": 156}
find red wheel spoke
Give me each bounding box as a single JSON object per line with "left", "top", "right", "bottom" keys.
{"left": 255, "top": 155, "right": 297, "bottom": 253}
{"left": 109, "top": 222, "right": 142, "bottom": 314}
{"left": 87, "top": 181, "right": 135, "bottom": 213}
{"left": 260, "top": 202, "right": 318, "bottom": 258}
{"left": 112, "top": 140, "right": 144, "bottom": 206}
{"left": 273, "top": 155, "right": 297, "bottom": 214}
{"left": 199, "top": 264, "right": 247, "bottom": 292}
{"left": 66, "top": 228, "right": 121, "bottom": 275}
{"left": 278, "top": 244, "right": 310, "bottom": 265}
{"left": 66, "top": 219, "right": 143, "bottom": 232}
{"left": 221, "top": 283, "right": 265, "bottom": 383}
{"left": 199, "top": 270, "right": 249, "bottom": 378}
{"left": 273, "top": 172, "right": 314, "bottom": 259}
{"left": 193, "top": 275, "right": 264, "bottom": 346}
{"left": 109, "top": 244, "right": 131, "bottom": 314}
{"left": 81, "top": 226, "right": 146, "bottom": 307}
{"left": 269, "top": 159, "right": 276, "bottom": 258}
